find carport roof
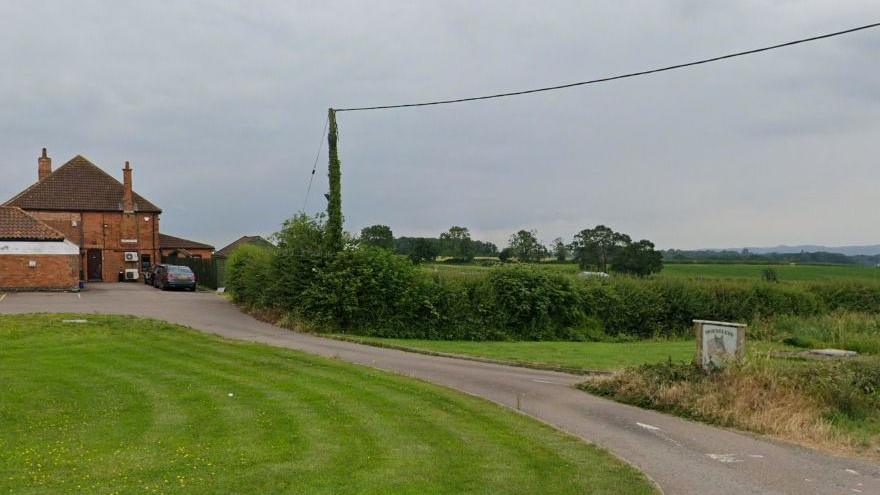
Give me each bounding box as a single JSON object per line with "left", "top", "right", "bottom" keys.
{"left": 0, "top": 207, "right": 67, "bottom": 241}
{"left": 159, "top": 233, "right": 214, "bottom": 251}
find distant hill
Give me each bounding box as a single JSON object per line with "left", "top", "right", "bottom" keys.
{"left": 737, "top": 245, "right": 880, "bottom": 256}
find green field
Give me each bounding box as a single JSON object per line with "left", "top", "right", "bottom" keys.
{"left": 420, "top": 262, "right": 579, "bottom": 280}
{"left": 420, "top": 261, "right": 880, "bottom": 283}
{"left": 0, "top": 314, "right": 654, "bottom": 495}
{"left": 661, "top": 263, "right": 880, "bottom": 282}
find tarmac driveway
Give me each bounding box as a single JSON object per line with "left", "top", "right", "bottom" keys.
{"left": 2, "top": 283, "right": 879, "bottom": 494}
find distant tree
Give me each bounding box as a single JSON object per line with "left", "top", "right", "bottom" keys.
{"left": 472, "top": 240, "right": 499, "bottom": 256}
{"left": 498, "top": 247, "right": 513, "bottom": 262}
{"left": 359, "top": 224, "right": 394, "bottom": 250}
{"left": 551, "top": 237, "right": 568, "bottom": 262}
{"left": 507, "top": 229, "right": 546, "bottom": 262}
{"left": 409, "top": 238, "right": 438, "bottom": 264}
{"left": 439, "top": 226, "right": 475, "bottom": 261}
{"left": 611, "top": 240, "right": 663, "bottom": 277}
{"left": 572, "top": 225, "right": 631, "bottom": 272}
{"left": 761, "top": 268, "right": 779, "bottom": 283}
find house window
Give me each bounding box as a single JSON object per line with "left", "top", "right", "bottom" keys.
{"left": 192, "top": 255, "right": 202, "bottom": 260}
{"left": 141, "top": 254, "right": 152, "bottom": 271}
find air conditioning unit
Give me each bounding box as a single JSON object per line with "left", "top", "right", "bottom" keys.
{"left": 124, "top": 269, "right": 139, "bottom": 281}
{"left": 124, "top": 252, "right": 138, "bottom": 262}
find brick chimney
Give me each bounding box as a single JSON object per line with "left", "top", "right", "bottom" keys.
{"left": 38, "top": 148, "right": 52, "bottom": 181}
{"left": 122, "top": 161, "right": 134, "bottom": 212}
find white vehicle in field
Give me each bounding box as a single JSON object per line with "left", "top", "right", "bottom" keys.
{"left": 578, "top": 271, "right": 610, "bottom": 279}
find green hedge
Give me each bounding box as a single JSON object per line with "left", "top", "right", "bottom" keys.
{"left": 227, "top": 241, "right": 880, "bottom": 340}
{"left": 226, "top": 244, "right": 274, "bottom": 307}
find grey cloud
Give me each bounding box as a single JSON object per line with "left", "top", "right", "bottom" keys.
{"left": 1, "top": 1, "right": 878, "bottom": 250}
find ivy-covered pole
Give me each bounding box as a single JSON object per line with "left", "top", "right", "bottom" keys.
{"left": 326, "top": 108, "right": 344, "bottom": 252}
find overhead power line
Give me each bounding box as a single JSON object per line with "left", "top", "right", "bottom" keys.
{"left": 335, "top": 21, "right": 880, "bottom": 112}
{"left": 301, "top": 115, "right": 329, "bottom": 211}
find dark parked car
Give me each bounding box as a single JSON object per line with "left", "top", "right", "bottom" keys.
{"left": 153, "top": 264, "right": 197, "bottom": 291}
{"left": 144, "top": 263, "right": 164, "bottom": 285}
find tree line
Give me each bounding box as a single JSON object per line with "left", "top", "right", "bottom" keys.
{"left": 360, "top": 223, "right": 663, "bottom": 276}
{"left": 664, "top": 249, "right": 879, "bottom": 266}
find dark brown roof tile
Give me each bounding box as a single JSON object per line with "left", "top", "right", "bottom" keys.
{"left": 3, "top": 155, "right": 161, "bottom": 213}
{"left": 0, "top": 207, "right": 66, "bottom": 241}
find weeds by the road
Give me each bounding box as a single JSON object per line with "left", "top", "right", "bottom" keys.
{"left": 580, "top": 356, "right": 880, "bottom": 459}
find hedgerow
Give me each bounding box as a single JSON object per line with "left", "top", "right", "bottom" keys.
{"left": 226, "top": 216, "right": 880, "bottom": 340}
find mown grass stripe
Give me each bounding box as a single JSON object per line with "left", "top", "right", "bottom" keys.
{"left": 0, "top": 314, "right": 656, "bottom": 494}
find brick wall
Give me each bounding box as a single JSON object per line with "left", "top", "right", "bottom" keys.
{"left": 0, "top": 254, "right": 79, "bottom": 290}
{"left": 27, "top": 211, "right": 83, "bottom": 245}
{"left": 27, "top": 210, "right": 161, "bottom": 282}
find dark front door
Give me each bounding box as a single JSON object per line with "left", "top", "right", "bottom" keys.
{"left": 87, "top": 249, "right": 102, "bottom": 281}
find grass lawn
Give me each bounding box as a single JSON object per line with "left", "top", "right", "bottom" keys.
{"left": 0, "top": 314, "right": 655, "bottom": 495}
{"left": 339, "top": 337, "right": 796, "bottom": 372}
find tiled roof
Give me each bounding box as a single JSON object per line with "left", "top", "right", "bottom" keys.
{"left": 3, "top": 155, "right": 161, "bottom": 213}
{"left": 0, "top": 206, "right": 66, "bottom": 241}
{"left": 216, "top": 235, "right": 273, "bottom": 257}
{"left": 159, "top": 233, "right": 214, "bottom": 250}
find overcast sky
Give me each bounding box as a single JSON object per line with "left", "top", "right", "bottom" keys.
{"left": 1, "top": 1, "right": 878, "bottom": 250}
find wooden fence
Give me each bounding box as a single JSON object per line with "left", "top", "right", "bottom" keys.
{"left": 162, "top": 256, "right": 224, "bottom": 289}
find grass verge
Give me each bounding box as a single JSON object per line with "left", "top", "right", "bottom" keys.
{"left": 336, "top": 336, "right": 796, "bottom": 373}
{"left": 579, "top": 358, "right": 880, "bottom": 459}
{"left": 0, "top": 314, "right": 655, "bottom": 495}
{"left": 337, "top": 336, "right": 694, "bottom": 372}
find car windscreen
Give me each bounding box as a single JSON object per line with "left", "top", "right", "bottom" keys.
{"left": 168, "top": 266, "right": 193, "bottom": 274}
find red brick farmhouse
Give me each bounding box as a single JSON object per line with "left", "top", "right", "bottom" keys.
{"left": 1, "top": 149, "right": 212, "bottom": 288}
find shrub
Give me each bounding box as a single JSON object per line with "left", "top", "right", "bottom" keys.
{"left": 297, "top": 247, "right": 420, "bottom": 333}
{"left": 226, "top": 244, "right": 274, "bottom": 307}
{"left": 481, "top": 267, "right": 587, "bottom": 340}
{"left": 762, "top": 268, "right": 779, "bottom": 282}
{"left": 808, "top": 282, "right": 880, "bottom": 313}
{"left": 576, "top": 278, "right": 823, "bottom": 337}
{"left": 585, "top": 278, "right": 667, "bottom": 338}
{"left": 267, "top": 213, "right": 327, "bottom": 312}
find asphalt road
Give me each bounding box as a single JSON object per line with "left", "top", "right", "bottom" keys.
{"left": 2, "top": 283, "right": 879, "bottom": 494}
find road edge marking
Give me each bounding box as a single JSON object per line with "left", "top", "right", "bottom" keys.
{"left": 0, "top": 293, "right": 7, "bottom": 303}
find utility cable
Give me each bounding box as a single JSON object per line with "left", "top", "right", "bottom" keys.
{"left": 302, "top": 115, "right": 329, "bottom": 211}
{"left": 335, "top": 22, "right": 880, "bottom": 112}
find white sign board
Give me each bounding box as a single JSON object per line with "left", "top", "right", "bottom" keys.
{"left": 694, "top": 320, "right": 746, "bottom": 370}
